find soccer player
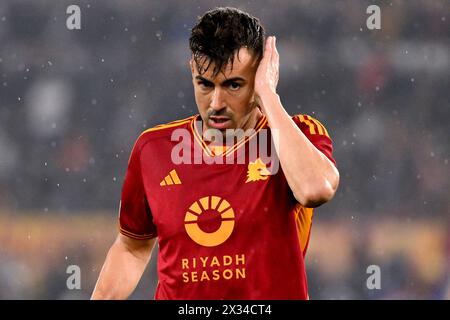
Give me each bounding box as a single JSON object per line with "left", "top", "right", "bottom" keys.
{"left": 91, "top": 7, "right": 339, "bottom": 300}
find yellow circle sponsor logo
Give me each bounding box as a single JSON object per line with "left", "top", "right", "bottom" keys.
{"left": 184, "top": 196, "right": 235, "bottom": 247}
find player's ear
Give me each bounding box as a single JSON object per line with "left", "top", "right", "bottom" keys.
{"left": 249, "top": 92, "right": 258, "bottom": 108}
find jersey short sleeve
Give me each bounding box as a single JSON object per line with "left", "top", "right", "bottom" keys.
{"left": 118, "top": 135, "right": 157, "bottom": 239}
{"left": 292, "top": 114, "right": 336, "bottom": 166}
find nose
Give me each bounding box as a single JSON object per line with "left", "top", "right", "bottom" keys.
{"left": 210, "top": 88, "right": 226, "bottom": 111}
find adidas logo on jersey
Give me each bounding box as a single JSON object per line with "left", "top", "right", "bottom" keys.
{"left": 160, "top": 169, "right": 182, "bottom": 186}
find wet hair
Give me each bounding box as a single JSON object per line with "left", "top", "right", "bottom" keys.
{"left": 189, "top": 7, "right": 265, "bottom": 77}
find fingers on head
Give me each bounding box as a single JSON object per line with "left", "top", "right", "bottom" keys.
{"left": 265, "top": 37, "right": 272, "bottom": 52}
{"left": 262, "top": 38, "right": 271, "bottom": 61}
{"left": 273, "top": 37, "right": 279, "bottom": 57}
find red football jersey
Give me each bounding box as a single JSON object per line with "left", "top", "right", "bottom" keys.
{"left": 118, "top": 113, "right": 335, "bottom": 299}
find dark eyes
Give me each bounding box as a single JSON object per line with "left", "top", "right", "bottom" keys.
{"left": 228, "top": 82, "right": 240, "bottom": 91}
{"left": 197, "top": 81, "right": 241, "bottom": 91}
{"left": 198, "top": 81, "right": 213, "bottom": 88}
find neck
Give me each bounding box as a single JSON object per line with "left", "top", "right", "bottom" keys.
{"left": 241, "top": 106, "right": 263, "bottom": 132}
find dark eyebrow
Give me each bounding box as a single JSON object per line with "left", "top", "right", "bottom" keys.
{"left": 223, "top": 77, "right": 246, "bottom": 84}
{"left": 195, "top": 76, "right": 213, "bottom": 84}
{"left": 195, "top": 75, "right": 246, "bottom": 85}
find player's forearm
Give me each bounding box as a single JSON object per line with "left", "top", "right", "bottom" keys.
{"left": 258, "top": 90, "right": 339, "bottom": 207}
{"left": 91, "top": 237, "right": 152, "bottom": 300}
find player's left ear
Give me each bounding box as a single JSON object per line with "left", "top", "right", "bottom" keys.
{"left": 249, "top": 92, "right": 259, "bottom": 109}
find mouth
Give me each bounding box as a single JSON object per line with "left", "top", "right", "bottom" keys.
{"left": 208, "top": 116, "right": 232, "bottom": 130}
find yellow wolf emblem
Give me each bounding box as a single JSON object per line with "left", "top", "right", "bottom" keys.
{"left": 246, "top": 158, "right": 271, "bottom": 183}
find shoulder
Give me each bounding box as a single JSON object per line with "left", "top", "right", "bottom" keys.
{"left": 292, "top": 114, "right": 336, "bottom": 165}
{"left": 291, "top": 114, "right": 331, "bottom": 140}
{"left": 133, "top": 115, "right": 196, "bottom": 150}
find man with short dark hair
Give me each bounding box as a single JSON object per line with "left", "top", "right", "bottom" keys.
{"left": 92, "top": 7, "right": 339, "bottom": 300}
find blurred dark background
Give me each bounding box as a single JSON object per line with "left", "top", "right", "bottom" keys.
{"left": 0, "top": 0, "right": 448, "bottom": 299}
